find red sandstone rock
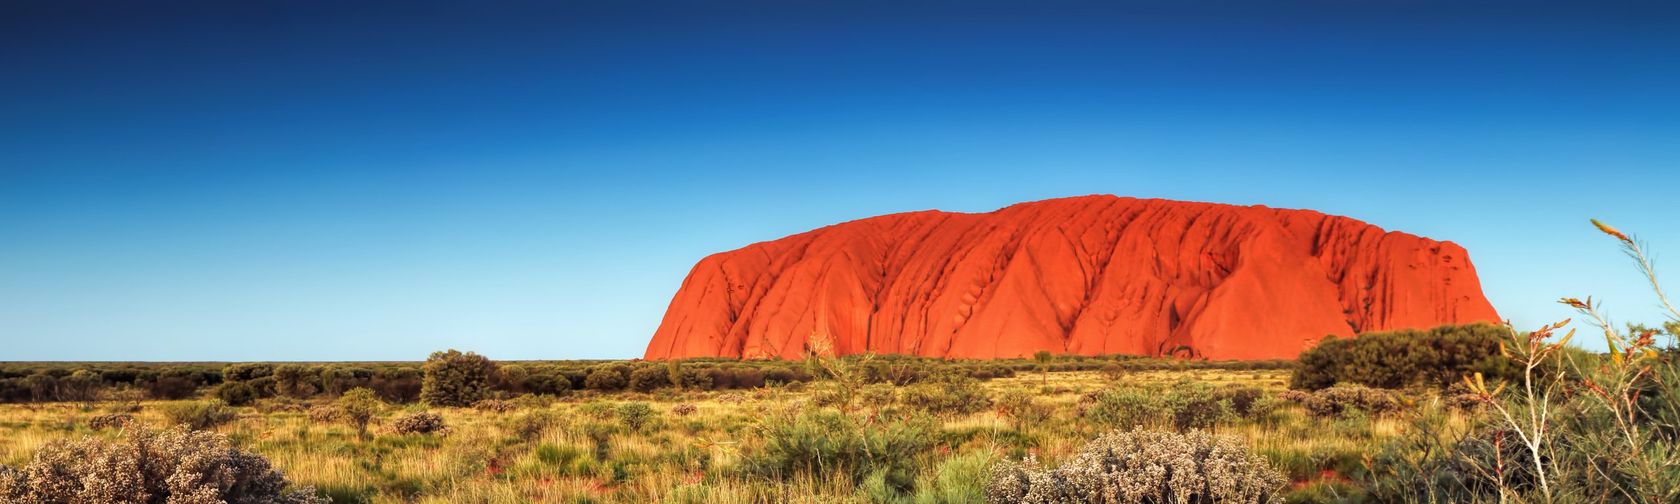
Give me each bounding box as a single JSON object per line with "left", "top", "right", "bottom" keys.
{"left": 643, "top": 195, "right": 1500, "bottom": 360}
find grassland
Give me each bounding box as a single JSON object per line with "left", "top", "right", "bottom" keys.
{"left": 0, "top": 366, "right": 1439, "bottom": 503}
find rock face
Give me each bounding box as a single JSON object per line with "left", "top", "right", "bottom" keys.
{"left": 643, "top": 195, "right": 1500, "bottom": 361}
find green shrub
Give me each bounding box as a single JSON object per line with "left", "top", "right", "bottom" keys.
{"left": 628, "top": 366, "right": 669, "bottom": 392}
{"left": 616, "top": 402, "right": 656, "bottom": 432}
{"left": 163, "top": 400, "right": 237, "bottom": 430}
{"left": 216, "top": 381, "right": 258, "bottom": 406}
{"left": 744, "top": 409, "right": 937, "bottom": 493}
{"left": 1080, "top": 388, "right": 1161, "bottom": 431}
{"left": 1220, "top": 387, "right": 1268, "bottom": 418}
{"left": 1292, "top": 323, "right": 1517, "bottom": 391}
{"left": 336, "top": 387, "right": 384, "bottom": 439}
{"left": 901, "top": 374, "right": 992, "bottom": 416}
{"left": 420, "top": 349, "right": 496, "bottom": 407}
{"left": 913, "top": 450, "right": 996, "bottom": 504}
{"left": 584, "top": 366, "right": 629, "bottom": 391}
{"left": 996, "top": 390, "right": 1052, "bottom": 428}
{"left": 1161, "top": 382, "right": 1231, "bottom": 431}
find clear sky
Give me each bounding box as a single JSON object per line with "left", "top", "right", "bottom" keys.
{"left": 2, "top": 1, "right": 1676, "bottom": 361}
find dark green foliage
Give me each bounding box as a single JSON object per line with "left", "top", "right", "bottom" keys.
{"left": 1220, "top": 387, "right": 1268, "bottom": 419}
{"left": 628, "top": 366, "right": 670, "bottom": 392}
{"left": 222, "top": 363, "right": 273, "bottom": 382}
{"left": 216, "top": 381, "right": 259, "bottom": 406}
{"left": 1292, "top": 323, "right": 1518, "bottom": 391}
{"left": 585, "top": 366, "right": 630, "bottom": 391}
{"left": 419, "top": 349, "right": 496, "bottom": 407}
{"left": 273, "top": 364, "right": 319, "bottom": 398}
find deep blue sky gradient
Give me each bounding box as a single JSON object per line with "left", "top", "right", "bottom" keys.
{"left": 3, "top": 1, "right": 1677, "bottom": 360}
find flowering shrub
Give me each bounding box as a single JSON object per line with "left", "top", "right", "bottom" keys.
{"left": 986, "top": 430, "right": 1286, "bottom": 504}
{"left": 0, "top": 426, "right": 325, "bottom": 503}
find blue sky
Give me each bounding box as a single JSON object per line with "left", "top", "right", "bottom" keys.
{"left": 2, "top": 1, "right": 1676, "bottom": 361}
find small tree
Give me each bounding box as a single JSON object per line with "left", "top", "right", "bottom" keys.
{"left": 1033, "top": 350, "right": 1054, "bottom": 387}
{"left": 420, "top": 349, "right": 496, "bottom": 407}
{"left": 336, "top": 387, "right": 383, "bottom": 440}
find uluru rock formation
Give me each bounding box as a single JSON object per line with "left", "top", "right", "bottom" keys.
{"left": 644, "top": 195, "right": 1500, "bottom": 361}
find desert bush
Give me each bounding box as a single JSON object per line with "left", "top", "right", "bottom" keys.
{"left": 85, "top": 413, "right": 133, "bottom": 430}
{"left": 909, "top": 450, "right": 996, "bottom": 504}
{"left": 56, "top": 370, "right": 101, "bottom": 403}
{"left": 215, "top": 381, "right": 258, "bottom": 406}
{"left": 674, "top": 367, "right": 714, "bottom": 390}
{"left": 986, "top": 430, "right": 1286, "bottom": 504}
{"left": 472, "top": 398, "right": 516, "bottom": 414}
{"left": 744, "top": 409, "right": 937, "bottom": 493}
{"left": 0, "top": 426, "right": 324, "bottom": 503}
{"left": 628, "top": 366, "right": 670, "bottom": 392}
{"left": 997, "top": 389, "right": 1053, "bottom": 428}
{"left": 616, "top": 402, "right": 656, "bottom": 432}
{"left": 1292, "top": 323, "right": 1517, "bottom": 391}
{"left": 1161, "top": 382, "right": 1231, "bottom": 431}
{"left": 336, "top": 387, "right": 384, "bottom": 439}
{"left": 1220, "top": 387, "right": 1268, "bottom": 418}
{"left": 420, "top": 349, "right": 496, "bottom": 407}
{"left": 901, "top": 373, "right": 992, "bottom": 416}
{"left": 1302, "top": 385, "right": 1401, "bottom": 418}
{"left": 223, "top": 363, "right": 273, "bottom": 382}
{"left": 508, "top": 410, "right": 555, "bottom": 441}
{"left": 584, "top": 366, "right": 629, "bottom": 391}
{"left": 577, "top": 400, "right": 615, "bottom": 420}
{"left": 1080, "top": 387, "right": 1160, "bottom": 431}
{"left": 273, "top": 364, "right": 319, "bottom": 398}
{"left": 371, "top": 367, "right": 422, "bottom": 403}
{"left": 1081, "top": 384, "right": 1232, "bottom": 432}
{"left": 163, "top": 400, "right": 237, "bottom": 430}
{"left": 857, "top": 384, "right": 899, "bottom": 412}
{"left": 306, "top": 405, "right": 340, "bottom": 424}
{"left": 146, "top": 375, "right": 200, "bottom": 401}
{"left": 391, "top": 411, "right": 448, "bottom": 435}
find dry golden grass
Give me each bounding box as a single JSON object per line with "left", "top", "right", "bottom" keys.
{"left": 0, "top": 368, "right": 1425, "bottom": 503}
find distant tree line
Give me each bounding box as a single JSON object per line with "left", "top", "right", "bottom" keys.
{"left": 0, "top": 351, "right": 1290, "bottom": 405}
